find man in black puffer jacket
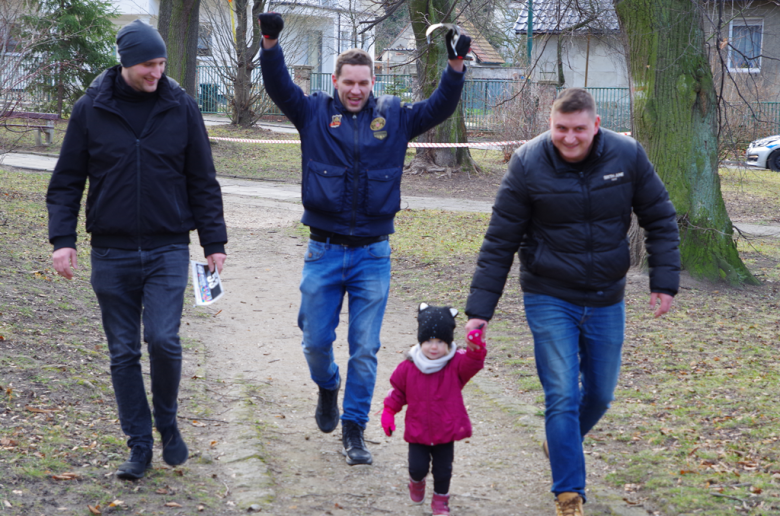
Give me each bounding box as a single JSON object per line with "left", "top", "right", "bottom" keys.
{"left": 464, "top": 89, "right": 679, "bottom": 515}
{"left": 47, "top": 20, "right": 227, "bottom": 481}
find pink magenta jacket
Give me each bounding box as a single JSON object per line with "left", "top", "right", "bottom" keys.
{"left": 384, "top": 346, "right": 486, "bottom": 446}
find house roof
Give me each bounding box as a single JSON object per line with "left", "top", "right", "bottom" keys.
{"left": 514, "top": 0, "right": 619, "bottom": 34}
{"left": 383, "top": 21, "right": 505, "bottom": 65}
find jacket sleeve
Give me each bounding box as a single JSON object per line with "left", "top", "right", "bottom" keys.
{"left": 632, "top": 143, "right": 681, "bottom": 296}
{"left": 405, "top": 65, "right": 466, "bottom": 140}
{"left": 259, "top": 43, "right": 312, "bottom": 129}
{"left": 465, "top": 152, "right": 531, "bottom": 321}
{"left": 46, "top": 100, "right": 89, "bottom": 251}
{"left": 456, "top": 347, "right": 486, "bottom": 386}
{"left": 384, "top": 362, "right": 408, "bottom": 413}
{"left": 184, "top": 96, "right": 228, "bottom": 256}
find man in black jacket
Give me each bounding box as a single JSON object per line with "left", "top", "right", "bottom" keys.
{"left": 46, "top": 19, "right": 227, "bottom": 480}
{"left": 464, "top": 89, "right": 679, "bottom": 515}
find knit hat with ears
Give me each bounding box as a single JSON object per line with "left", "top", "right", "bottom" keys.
{"left": 417, "top": 303, "right": 458, "bottom": 346}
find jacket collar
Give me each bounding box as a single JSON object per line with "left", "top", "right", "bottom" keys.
{"left": 546, "top": 128, "right": 605, "bottom": 174}
{"left": 88, "top": 65, "right": 181, "bottom": 114}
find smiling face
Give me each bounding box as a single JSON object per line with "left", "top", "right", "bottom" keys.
{"left": 549, "top": 109, "right": 601, "bottom": 163}
{"left": 332, "top": 64, "right": 375, "bottom": 113}
{"left": 420, "top": 338, "right": 450, "bottom": 360}
{"left": 121, "top": 58, "right": 167, "bottom": 93}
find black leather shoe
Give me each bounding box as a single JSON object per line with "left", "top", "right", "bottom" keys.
{"left": 315, "top": 376, "right": 340, "bottom": 433}
{"left": 116, "top": 446, "right": 152, "bottom": 480}
{"left": 342, "top": 420, "right": 372, "bottom": 465}
{"left": 159, "top": 425, "right": 188, "bottom": 466}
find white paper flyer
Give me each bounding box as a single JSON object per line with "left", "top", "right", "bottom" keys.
{"left": 191, "top": 260, "right": 224, "bottom": 306}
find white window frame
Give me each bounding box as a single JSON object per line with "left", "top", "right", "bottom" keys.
{"left": 728, "top": 18, "right": 763, "bottom": 73}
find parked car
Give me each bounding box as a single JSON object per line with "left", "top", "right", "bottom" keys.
{"left": 746, "top": 135, "right": 780, "bottom": 171}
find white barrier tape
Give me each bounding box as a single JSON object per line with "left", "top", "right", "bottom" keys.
{"left": 209, "top": 133, "right": 632, "bottom": 147}
{"left": 208, "top": 136, "right": 527, "bottom": 148}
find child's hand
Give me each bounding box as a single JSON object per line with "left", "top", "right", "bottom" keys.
{"left": 381, "top": 408, "right": 396, "bottom": 436}
{"left": 466, "top": 326, "right": 486, "bottom": 351}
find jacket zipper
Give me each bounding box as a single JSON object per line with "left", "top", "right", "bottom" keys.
{"left": 349, "top": 113, "right": 360, "bottom": 235}
{"left": 580, "top": 170, "right": 593, "bottom": 289}
{"left": 136, "top": 140, "right": 142, "bottom": 250}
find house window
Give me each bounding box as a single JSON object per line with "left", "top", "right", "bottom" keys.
{"left": 729, "top": 18, "right": 762, "bottom": 72}
{"left": 198, "top": 24, "right": 212, "bottom": 57}
{"left": 340, "top": 30, "right": 352, "bottom": 53}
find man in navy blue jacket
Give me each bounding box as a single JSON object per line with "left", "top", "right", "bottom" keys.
{"left": 258, "top": 12, "right": 469, "bottom": 465}
{"left": 46, "top": 20, "right": 227, "bottom": 480}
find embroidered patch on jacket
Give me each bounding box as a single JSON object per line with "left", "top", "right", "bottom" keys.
{"left": 330, "top": 115, "right": 342, "bottom": 128}
{"left": 370, "top": 117, "right": 386, "bottom": 131}
{"left": 603, "top": 172, "right": 625, "bottom": 181}
{"left": 373, "top": 131, "right": 387, "bottom": 140}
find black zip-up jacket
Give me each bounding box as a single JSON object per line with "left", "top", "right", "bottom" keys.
{"left": 47, "top": 66, "right": 227, "bottom": 256}
{"left": 465, "top": 128, "right": 680, "bottom": 320}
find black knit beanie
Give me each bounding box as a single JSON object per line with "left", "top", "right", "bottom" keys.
{"left": 417, "top": 303, "right": 458, "bottom": 346}
{"left": 117, "top": 19, "right": 167, "bottom": 68}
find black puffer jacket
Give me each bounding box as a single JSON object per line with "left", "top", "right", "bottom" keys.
{"left": 47, "top": 66, "right": 227, "bottom": 256}
{"left": 465, "top": 128, "right": 680, "bottom": 320}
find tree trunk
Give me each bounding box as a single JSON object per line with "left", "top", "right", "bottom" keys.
{"left": 231, "top": 0, "right": 264, "bottom": 127}
{"left": 614, "top": 0, "right": 758, "bottom": 285}
{"left": 158, "top": 0, "right": 200, "bottom": 98}
{"left": 406, "top": 0, "right": 477, "bottom": 175}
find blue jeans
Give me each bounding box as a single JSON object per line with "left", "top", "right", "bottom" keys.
{"left": 91, "top": 244, "right": 190, "bottom": 450}
{"left": 524, "top": 293, "right": 625, "bottom": 499}
{"left": 298, "top": 239, "right": 391, "bottom": 427}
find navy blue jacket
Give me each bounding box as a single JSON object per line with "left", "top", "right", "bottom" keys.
{"left": 46, "top": 66, "right": 227, "bottom": 256}
{"left": 260, "top": 44, "right": 465, "bottom": 237}
{"left": 466, "top": 129, "right": 680, "bottom": 318}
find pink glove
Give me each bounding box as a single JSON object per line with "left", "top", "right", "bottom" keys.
{"left": 467, "top": 328, "right": 486, "bottom": 350}
{"left": 381, "top": 407, "right": 396, "bottom": 436}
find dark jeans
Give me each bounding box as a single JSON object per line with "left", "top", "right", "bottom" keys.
{"left": 409, "top": 441, "right": 455, "bottom": 495}
{"left": 91, "top": 244, "right": 190, "bottom": 450}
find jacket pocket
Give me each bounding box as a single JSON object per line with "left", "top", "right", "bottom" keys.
{"left": 303, "top": 160, "right": 347, "bottom": 213}
{"left": 365, "top": 166, "right": 402, "bottom": 217}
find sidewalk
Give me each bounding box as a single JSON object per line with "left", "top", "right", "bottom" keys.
{"left": 4, "top": 152, "right": 778, "bottom": 238}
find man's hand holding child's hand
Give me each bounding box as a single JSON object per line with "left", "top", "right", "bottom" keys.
{"left": 466, "top": 323, "right": 486, "bottom": 352}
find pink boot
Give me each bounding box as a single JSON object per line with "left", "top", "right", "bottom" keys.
{"left": 408, "top": 478, "right": 425, "bottom": 504}
{"left": 431, "top": 492, "right": 450, "bottom": 515}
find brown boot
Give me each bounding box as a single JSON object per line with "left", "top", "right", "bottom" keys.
{"left": 555, "top": 492, "right": 585, "bottom": 516}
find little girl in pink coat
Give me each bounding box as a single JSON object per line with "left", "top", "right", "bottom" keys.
{"left": 381, "top": 303, "right": 486, "bottom": 516}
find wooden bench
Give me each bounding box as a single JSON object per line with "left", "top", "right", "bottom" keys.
{"left": 3, "top": 111, "right": 58, "bottom": 146}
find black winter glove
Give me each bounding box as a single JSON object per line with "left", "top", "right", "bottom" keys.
{"left": 445, "top": 28, "right": 471, "bottom": 60}
{"left": 258, "top": 12, "right": 284, "bottom": 39}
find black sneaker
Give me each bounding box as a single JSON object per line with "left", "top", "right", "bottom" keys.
{"left": 342, "top": 420, "right": 372, "bottom": 465}
{"left": 315, "top": 376, "right": 340, "bottom": 433}
{"left": 116, "top": 446, "right": 152, "bottom": 480}
{"left": 158, "top": 425, "right": 188, "bottom": 466}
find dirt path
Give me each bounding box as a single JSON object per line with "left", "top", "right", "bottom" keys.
{"left": 182, "top": 193, "right": 645, "bottom": 515}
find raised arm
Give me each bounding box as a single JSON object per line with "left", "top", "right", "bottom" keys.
{"left": 257, "top": 13, "right": 311, "bottom": 128}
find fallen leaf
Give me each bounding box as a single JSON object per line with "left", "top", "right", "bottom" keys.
{"left": 3, "top": 500, "right": 11, "bottom": 508}
{"left": 164, "top": 502, "right": 183, "bottom": 508}
{"left": 155, "top": 488, "right": 169, "bottom": 495}
{"left": 0, "top": 438, "right": 18, "bottom": 446}
{"left": 191, "top": 420, "right": 206, "bottom": 427}
{"left": 108, "top": 500, "right": 125, "bottom": 507}
{"left": 210, "top": 440, "right": 218, "bottom": 447}
{"left": 25, "top": 406, "right": 58, "bottom": 414}
{"left": 87, "top": 504, "right": 101, "bottom": 515}
{"left": 198, "top": 505, "right": 205, "bottom": 512}
{"left": 52, "top": 472, "right": 80, "bottom": 480}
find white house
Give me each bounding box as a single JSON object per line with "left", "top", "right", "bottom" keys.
{"left": 108, "top": 0, "right": 375, "bottom": 75}
{"left": 514, "top": 0, "right": 628, "bottom": 87}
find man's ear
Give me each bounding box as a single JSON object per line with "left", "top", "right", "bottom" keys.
{"left": 449, "top": 308, "right": 459, "bottom": 318}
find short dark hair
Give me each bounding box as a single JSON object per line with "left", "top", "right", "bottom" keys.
{"left": 551, "top": 88, "right": 596, "bottom": 116}
{"left": 334, "top": 49, "right": 373, "bottom": 78}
